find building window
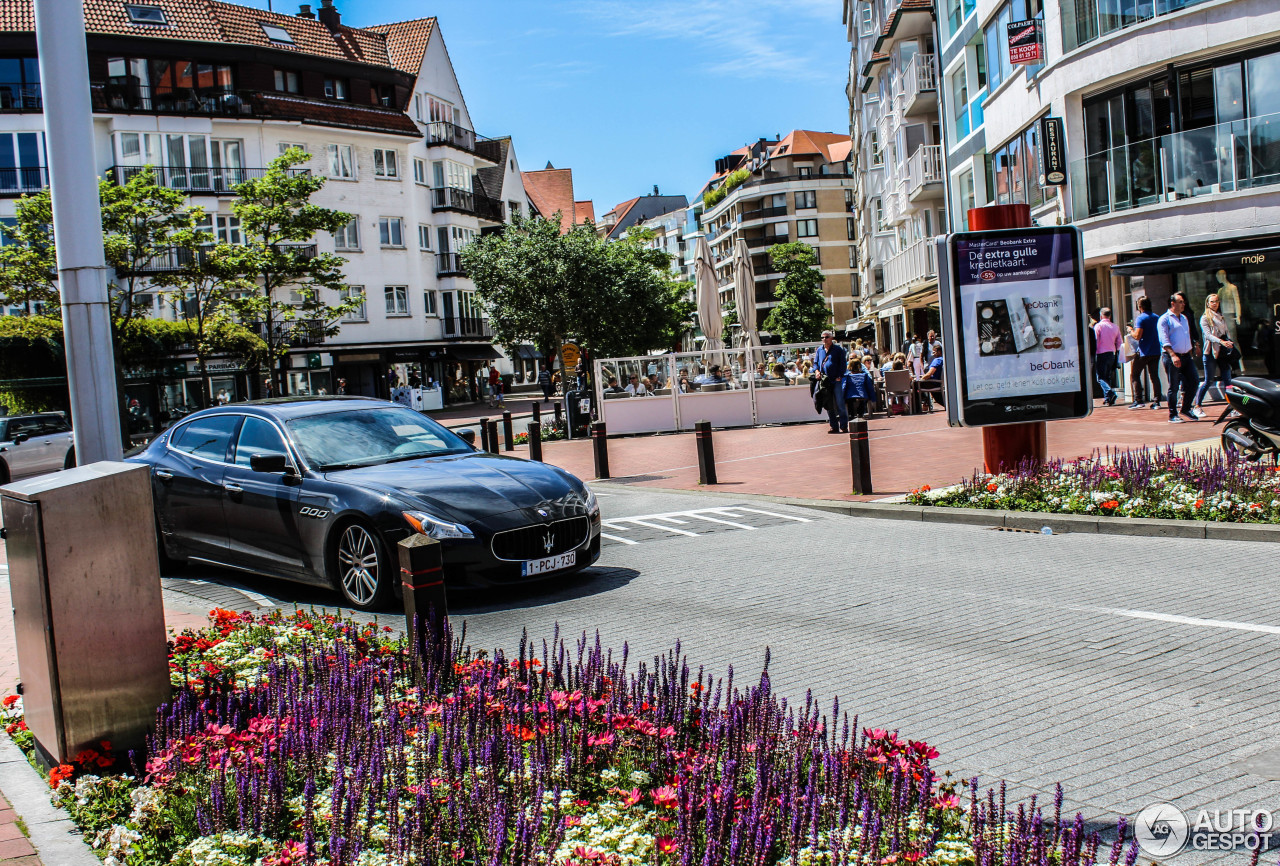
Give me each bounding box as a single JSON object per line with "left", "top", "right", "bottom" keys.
{"left": 423, "top": 290, "right": 438, "bottom": 317}
{"left": 433, "top": 159, "right": 473, "bottom": 191}
{"left": 847, "top": 217, "right": 857, "bottom": 241}
{"left": 413, "top": 93, "right": 424, "bottom": 121}
{"left": 260, "top": 23, "right": 294, "bottom": 44}
{"left": 796, "top": 218, "right": 818, "bottom": 238}
{"left": 194, "top": 213, "right": 241, "bottom": 245}
{"left": 859, "top": 3, "right": 874, "bottom": 36}
{"left": 273, "top": 69, "right": 299, "bottom": 93}
{"left": 384, "top": 285, "right": 409, "bottom": 317}
{"left": 873, "top": 198, "right": 887, "bottom": 232}
{"left": 277, "top": 141, "right": 304, "bottom": 155}
{"left": 946, "top": 0, "right": 976, "bottom": 35}
{"left": 794, "top": 190, "right": 817, "bottom": 210}
{"left": 324, "top": 78, "right": 348, "bottom": 100}
{"left": 849, "top": 245, "right": 857, "bottom": 269}
{"left": 379, "top": 218, "right": 404, "bottom": 247}
{"left": 983, "top": 2, "right": 1015, "bottom": 94}
{"left": 870, "top": 131, "right": 883, "bottom": 166}
{"left": 797, "top": 166, "right": 813, "bottom": 177}
{"left": 418, "top": 224, "right": 431, "bottom": 250}
{"left": 373, "top": 148, "right": 399, "bottom": 178}
{"left": 342, "top": 285, "right": 366, "bottom": 321}
{"left": 326, "top": 144, "right": 354, "bottom": 179}
{"left": 334, "top": 218, "right": 359, "bottom": 251}
{"left": 509, "top": 200, "right": 521, "bottom": 218}
{"left": 125, "top": 4, "right": 167, "bottom": 24}
{"left": 413, "top": 158, "right": 426, "bottom": 184}
{"left": 989, "top": 121, "right": 1052, "bottom": 209}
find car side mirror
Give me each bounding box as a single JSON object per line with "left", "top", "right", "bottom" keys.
{"left": 11, "top": 434, "right": 27, "bottom": 445}
{"left": 457, "top": 428, "right": 477, "bottom": 447}
{"left": 249, "top": 453, "right": 289, "bottom": 473}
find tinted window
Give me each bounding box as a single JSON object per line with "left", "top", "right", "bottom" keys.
{"left": 234, "top": 416, "right": 288, "bottom": 467}
{"left": 38, "top": 415, "right": 70, "bottom": 434}
{"left": 287, "top": 406, "right": 470, "bottom": 470}
{"left": 4, "top": 418, "right": 41, "bottom": 440}
{"left": 171, "top": 414, "right": 241, "bottom": 462}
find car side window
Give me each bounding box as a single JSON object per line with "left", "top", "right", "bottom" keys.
{"left": 171, "top": 415, "right": 242, "bottom": 462}
{"left": 6, "top": 419, "right": 39, "bottom": 439}
{"left": 233, "top": 417, "right": 289, "bottom": 467}
{"left": 38, "top": 416, "right": 71, "bottom": 434}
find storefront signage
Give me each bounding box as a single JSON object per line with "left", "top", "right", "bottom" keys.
{"left": 387, "top": 349, "right": 422, "bottom": 362}
{"left": 1006, "top": 19, "right": 1044, "bottom": 65}
{"left": 337, "top": 352, "right": 381, "bottom": 363}
{"left": 937, "top": 226, "right": 1092, "bottom": 427}
{"left": 560, "top": 343, "right": 581, "bottom": 369}
{"left": 1037, "top": 116, "right": 1067, "bottom": 186}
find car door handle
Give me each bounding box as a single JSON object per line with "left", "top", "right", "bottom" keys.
{"left": 223, "top": 482, "right": 243, "bottom": 494}
{"left": 154, "top": 469, "right": 174, "bottom": 481}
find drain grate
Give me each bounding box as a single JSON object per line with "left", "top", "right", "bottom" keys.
{"left": 988, "top": 526, "right": 1044, "bottom": 534}
{"left": 599, "top": 475, "right": 672, "bottom": 484}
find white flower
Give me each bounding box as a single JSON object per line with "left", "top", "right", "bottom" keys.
{"left": 628, "top": 770, "right": 650, "bottom": 786}
{"left": 600, "top": 768, "right": 619, "bottom": 784}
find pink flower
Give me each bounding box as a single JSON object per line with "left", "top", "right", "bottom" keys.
{"left": 587, "top": 732, "right": 615, "bottom": 747}
{"left": 652, "top": 785, "right": 679, "bottom": 808}
{"left": 620, "top": 788, "right": 641, "bottom": 807}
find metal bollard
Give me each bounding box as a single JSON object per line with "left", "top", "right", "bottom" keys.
{"left": 526, "top": 421, "right": 542, "bottom": 462}
{"left": 486, "top": 419, "right": 500, "bottom": 454}
{"left": 479, "top": 417, "right": 490, "bottom": 452}
{"left": 398, "top": 535, "right": 448, "bottom": 670}
{"left": 591, "top": 420, "right": 610, "bottom": 479}
{"left": 695, "top": 420, "right": 717, "bottom": 485}
{"left": 554, "top": 401, "right": 563, "bottom": 427}
{"left": 532, "top": 402, "right": 541, "bottom": 425}
{"left": 457, "top": 428, "right": 477, "bottom": 447}
{"left": 849, "top": 418, "right": 872, "bottom": 495}
{"left": 502, "top": 411, "right": 514, "bottom": 451}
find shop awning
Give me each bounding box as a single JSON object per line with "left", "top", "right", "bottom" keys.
{"left": 449, "top": 344, "right": 502, "bottom": 361}
{"left": 1111, "top": 244, "right": 1280, "bottom": 276}
{"left": 513, "top": 345, "right": 544, "bottom": 360}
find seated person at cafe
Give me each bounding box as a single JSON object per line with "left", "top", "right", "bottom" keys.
{"left": 750, "top": 362, "right": 772, "bottom": 381}
{"left": 772, "top": 363, "right": 787, "bottom": 382}
{"left": 625, "top": 374, "right": 648, "bottom": 396}
{"left": 697, "top": 365, "right": 727, "bottom": 386}
{"left": 604, "top": 376, "right": 626, "bottom": 394}
{"left": 916, "top": 348, "right": 945, "bottom": 409}
{"left": 647, "top": 373, "right": 662, "bottom": 392}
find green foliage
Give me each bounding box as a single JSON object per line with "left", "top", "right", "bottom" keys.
{"left": 702, "top": 168, "right": 751, "bottom": 208}
{"left": 762, "top": 243, "right": 830, "bottom": 343}
{"left": 0, "top": 190, "right": 58, "bottom": 316}
{"left": 720, "top": 301, "right": 739, "bottom": 347}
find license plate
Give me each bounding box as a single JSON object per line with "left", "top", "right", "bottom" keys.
{"left": 522, "top": 551, "right": 576, "bottom": 576}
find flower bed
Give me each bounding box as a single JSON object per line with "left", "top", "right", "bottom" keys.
{"left": 907, "top": 446, "right": 1280, "bottom": 522}
{"left": 1, "top": 608, "right": 1136, "bottom": 866}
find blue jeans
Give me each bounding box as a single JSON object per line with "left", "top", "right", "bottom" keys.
{"left": 1094, "top": 352, "right": 1117, "bottom": 401}
{"left": 1162, "top": 352, "right": 1199, "bottom": 417}
{"left": 824, "top": 382, "right": 847, "bottom": 431}
{"left": 1194, "top": 351, "right": 1233, "bottom": 407}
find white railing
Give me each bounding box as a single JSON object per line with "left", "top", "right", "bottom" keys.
{"left": 902, "top": 54, "right": 937, "bottom": 108}
{"left": 883, "top": 239, "right": 937, "bottom": 295}
{"left": 907, "top": 145, "right": 944, "bottom": 196}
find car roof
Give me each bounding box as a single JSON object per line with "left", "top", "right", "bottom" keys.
{"left": 179, "top": 396, "right": 401, "bottom": 422}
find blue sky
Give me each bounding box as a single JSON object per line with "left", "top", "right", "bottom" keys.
{"left": 342, "top": 0, "right": 851, "bottom": 217}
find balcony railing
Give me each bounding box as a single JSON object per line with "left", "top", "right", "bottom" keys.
{"left": 745, "top": 235, "right": 787, "bottom": 249}
{"left": 108, "top": 164, "right": 303, "bottom": 194}
{"left": 426, "top": 120, "right": 500, "bottom": 163}
{"left": 1069, "top": 111, "right": 1280, "bottom": 221}
{"left": 884, "top": 239, "right": 937, "bottom": 295}
{"left": 474, "top": 193, "right": 506, "bottom": 223}
{"left": 122, "top": 243, "right": 316, "bottom": 275}
{"left": 907, "top": 145, "right": 944, "bottom": 199}
{"left": 91, "top": 82, "right": 254, "bottom": 116}
{"left": 0, "top": 166, "right": 48, "bottom": 196}
{"left": 437, "top": 252, "right": 466, "bottom": 277}
{"left": 0, "top": 82, "right": 42, "bottom": 112}
{"left": 249, "top": 318, "right": 325, "bottom": 346}
{"left": 443, "top": 315, "right": 491, "bottom": 339}
{"left": 900, "top": 54, "right": 937, "bottom": 116}
{"left": 432, "top": 186, "right": 474, "bottom": 213}
{"left": 742, "top": 205, "right": 788, "bottom": 222}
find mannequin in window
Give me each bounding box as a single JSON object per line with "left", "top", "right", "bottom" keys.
{"left": 1214, "top": 269, "right": 1241, "bottom": 345}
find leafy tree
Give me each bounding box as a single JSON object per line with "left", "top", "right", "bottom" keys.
{"left": 720, "top": 301, "right": 739, "bottom": 347}
{"left": 763, "top": 242, "right": 830, "bottom": 343}
{"left": 220, "top": 148, "right": 357, "bottom": 395}
{"left": 0, "top": 192, "right": 58, "bottom": 316}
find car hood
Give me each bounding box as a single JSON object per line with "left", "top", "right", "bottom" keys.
{"left": 325, "top": 452, "right": 584, "bottom": 524}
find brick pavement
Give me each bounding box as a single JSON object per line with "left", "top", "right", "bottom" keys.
{"left": 0, "top": 792, "right": 35, "bottom": 865}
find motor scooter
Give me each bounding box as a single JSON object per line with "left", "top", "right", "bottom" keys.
{"left": 1215, "top": 376, "right": 1280, "bottom": 462}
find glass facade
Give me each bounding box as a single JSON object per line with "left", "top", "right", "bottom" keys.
{"left": 1065, "top": 0, "right": 1212, "bottom": 51}
{"left": 1172, "top": 264, "right": 1280, "bottom": 376}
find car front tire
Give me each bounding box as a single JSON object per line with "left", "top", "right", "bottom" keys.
{"left": 64, "top": 448, "right": 76, "bottom": 471}
{"left": 331, "top": 521, "right": 391, "bottom": 611}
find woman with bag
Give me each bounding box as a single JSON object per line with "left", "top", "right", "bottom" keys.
{"left": 1194, "top": 292, "right": 1235, "bottom": 409}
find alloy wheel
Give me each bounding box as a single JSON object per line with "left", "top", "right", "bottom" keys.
{"left": 337, "top": 524, "right": 381, "bottom": 607}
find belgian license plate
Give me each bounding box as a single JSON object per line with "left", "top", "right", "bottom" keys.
{"left": 522, "top": 551, "right": 576, "bottom": 576}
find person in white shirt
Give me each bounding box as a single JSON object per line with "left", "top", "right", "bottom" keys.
{"left": 624, "top": 374, "right": 648, "bottom": 396}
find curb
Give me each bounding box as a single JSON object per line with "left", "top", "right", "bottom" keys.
{"left": 593, "top": 482, "right": 1280, "bottom": 542}
{"left": 0, "top": 737, "right": 100, "bottom": 866}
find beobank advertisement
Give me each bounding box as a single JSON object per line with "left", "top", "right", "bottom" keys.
{"left": 955, "top": 231, "right": 1082, "bottom": 400}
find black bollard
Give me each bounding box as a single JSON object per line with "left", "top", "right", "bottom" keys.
{"left": 850, "top": 418, "right": 872, "bottom": 495}
{"left": 398, "top": 535, "right": 448, "bottom": 669}
{"left": 486, "top": 419, "right": 500, "bottom": 454}
{"left": 526, "top": 421, "right": 542, "bottom": 462}
{"left": 502, "top": 411, "right": 514, "bottom": 451}
{"left": 695, "top": 420, "right": 717, "bottom": 485}
{"left": 591, "top": 420, "right": 610, "bottom": 479}
{"left": 554, "top": 401, "right": 563, "bottom": 427}
{"left": 479, "top": 417, "right": 490, "bottom": 452}
{"left": 532, "top": 402, "right": 541, "bottom": 425}
{"left": 457, "top": 428, "right": 476, "bottom": 447}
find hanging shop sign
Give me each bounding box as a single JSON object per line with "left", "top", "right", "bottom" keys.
{"left": 560, "top": 343, "right": 582, "bottom": 369}
{"left": 1007, "top": 19, "right": 1044, "bottom": 65}
{"left": 1037, "top": 116, "right": 1067, "bottom": 185}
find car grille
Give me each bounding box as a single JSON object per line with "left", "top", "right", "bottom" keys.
{"left": 491, "top": 516, "right": 590, "bottom": 561}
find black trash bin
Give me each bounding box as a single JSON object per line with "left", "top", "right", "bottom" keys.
{"left": 565, "top": 389, "right": 593, "bottom": 439}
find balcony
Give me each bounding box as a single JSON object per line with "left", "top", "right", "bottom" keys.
{"left": 0, "top": 166, "right": 48, "bottom": 197}
{"left": 474, "top": 193, "right": 506, "bottom": 224}
{"left": 0, "top": 82, "right": 42, "bottom": 112}
{"left": 745, "top": 235, "right": 788, "bottom": 249}
{"left": 443, "top": 315, "right": 491, "bottom": 339}
{"left": 91, "top": 83, "right": 254, "bottom": 116}
{"left": 108, "top": 165, "right": 303, "bottom": 195}
{"left": 432, "top": 186, "right": 474, "bottom": 214}
{"left": 121, "top": 243, "right": 316, "bottom": 275}
{"left": 1069, "top": 111, "right": 1280, "bottom": 221}
{"left": 900, "top": 54, "right": 937, "bottom": 118}
{"left": 425, "top": 121, "right": 501, "bottom": 164}
{"left": 741, "top": 205, "right": 788, "bottom": 222}
{"left": 249, "top": 318, "right": 325, "bottom": 346}
{"left": 437, "top": 252, "right": 466, "bottom": 277}
{"left": 883, "top": 239, "right": 937, "bottom": 296}
{"left": 906, "top": 145, "right": 944, "bottom": 201}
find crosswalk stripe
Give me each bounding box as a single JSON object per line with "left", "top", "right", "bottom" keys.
{"left": 600, "top": 533, "right": 638, "bottom": 545}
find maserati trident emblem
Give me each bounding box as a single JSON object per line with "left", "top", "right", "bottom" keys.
{"left": 543, "top": 530, "right": 555, "bottom": 554}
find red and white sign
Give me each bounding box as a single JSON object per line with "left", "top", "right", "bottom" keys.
{"left": 1006, "top": 19, "right": 1044, "bottom": 65}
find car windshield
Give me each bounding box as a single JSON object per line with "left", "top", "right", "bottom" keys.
{"left": 287, "top": 406, "right": 472, "bottom": 470}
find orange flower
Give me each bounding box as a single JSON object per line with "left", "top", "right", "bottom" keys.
{"left": 48, "top": 763, "right": 74, "bottom": 788}
{"left": 921, "top": 484, "right": 931, "bottom": 492}
{"left": 2, "top": 695, "right": 18, "bottom": 708}
{"left": 1101, "top": 500, "right": 1119, "bottom": 510}
{"left": 986, "top": 482, "right": 999, "bottom": 493}
{"left": 1195, "top": 499, "right": 1205, "bottom": 508}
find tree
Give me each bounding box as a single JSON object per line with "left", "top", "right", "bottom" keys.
{"left": 0, "top": 191, "right": 58, "bottom": 316}
{"left": 720, "top": 301, "right": 739, "bottom": 347}
{"left": 220, "top": 148, "right": 357, "bottom": 395}
{"left": 763, "top": 242, "right": 830, "bottom": 343}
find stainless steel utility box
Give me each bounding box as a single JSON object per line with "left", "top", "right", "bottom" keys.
{"left": 2, "top": 461, "right": 170, "bottom": 764}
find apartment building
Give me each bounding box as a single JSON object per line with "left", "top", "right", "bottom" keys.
{"left": 958, "top": 0, "right": 1280, "bottom": 376}
{"left": 636, "top": 205, "right": 689, "bottom": 279}
{"left": 0, "top": 0, "right": 532, "bottom": 415}
{"left": 844, "top": 0, "right": 947, "bottom": 351}
{"left": 695, "top": 131, "right": 857, "bottom": 337}
{"left": 598, "top": 193, "right": 689, "bottom": 241}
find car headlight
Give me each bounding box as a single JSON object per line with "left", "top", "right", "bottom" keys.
{"left": 403, "top": 510, "right": 474, "bottom": 540}
{"left": 583, "top": 485, "right": 600, "bottom": 522}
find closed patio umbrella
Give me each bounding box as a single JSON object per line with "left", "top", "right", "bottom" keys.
{"left": 732, "top": 238, "right": 757, "bottom": 349}
{"left": 693, "top": 235, "right": 723, "bottom": 351}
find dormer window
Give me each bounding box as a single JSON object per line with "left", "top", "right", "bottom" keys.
{"left": 260, "top": 23, "right": 294, "bottom": 44}
{"left": 125, "top": 4, "right": 167, "bottom": 24}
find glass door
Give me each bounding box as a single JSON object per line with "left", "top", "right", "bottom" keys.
{"left": 0, "top": 132, "right": 44, "bottom": 194}
{"left": 211, "top": 139, "right": 243, "bottom": 190}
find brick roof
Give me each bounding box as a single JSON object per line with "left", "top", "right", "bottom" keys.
{"left": 365, "top": 17, "right": 436, "bottom": 75}
{"left": 211, "top": 2, "right": 391, "bottom": 65}
{"left": 521, "top": 167, "right": 577, "bottom": 234}
{"left": 574, "top": 200, "right": 595, "bottom": 225}
{"left": 773, "top": 130, "right": 853, "bottom": 163}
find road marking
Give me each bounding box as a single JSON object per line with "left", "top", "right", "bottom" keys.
{"left": 655, "top": 516, "right": 689, "bottom": 524}
{"left": 1104, "top": 607, "right": 1280, "bottom": 635}
{"left": 720, "top": 506, "right": 812, "bottom": 522}
{"left": 688, "top": 511, "right": 756, "bottom": 530}
{"left": 618, "top": 518, "right": 700, "bottom": 537}
{"left": 598, "top": 505, "right": 814, "bottom": 546}
{"left": 600, "top": 533, "right": 638, "bottom": 545}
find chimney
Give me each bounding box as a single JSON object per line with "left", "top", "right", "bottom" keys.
{"left": 317, "top": 0, "right": 340, "bottom": 30}
{"left": 296, "top": 3, "right": 315, "bottom": 17}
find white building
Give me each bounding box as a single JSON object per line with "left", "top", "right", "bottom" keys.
{"left": 0, "top": 0, "right": 533, "bottom": 419}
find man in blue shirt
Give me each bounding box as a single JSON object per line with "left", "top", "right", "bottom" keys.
{"left": 917, "top": 350, "right": 945, "bottom": 409}
{"left": 1127, "top": 296, "right": 1162, "bottom": 410}
{"left": 815, "top": 330, "right": 848, "bottom": 433}
{"left": 1157, "top": 292, "right": 1202, "bottom": 423}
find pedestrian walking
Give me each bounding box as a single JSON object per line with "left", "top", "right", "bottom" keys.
{"left": 908, "top": 334, "right": 925, "bottom": 377}
{"left": 1093, "top": 308, "right": 1122, "bottom": 406}
{"left": 1194, "top": 293, "right": 1235, "bottom": 409}
{"left": 1127, "top": 297, "right": 1162, "bottom": 410}
{"left": 1158, "top": 291, "right": 1203, "bottom": 423}
{"left": 815, "top": 330, "right": 849, "bottom": 433}
{"left": 538, "top": 366, "right": 553, "bottom": 401}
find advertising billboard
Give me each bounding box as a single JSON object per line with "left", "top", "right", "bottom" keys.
{"left": 1006, "top": 19, "right": 1044, "bottom": 65}
{"left": 937, "top": 226, "right": 1092, "bottom": 427}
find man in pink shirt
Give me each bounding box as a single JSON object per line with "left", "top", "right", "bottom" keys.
{"left": 1094, "top": 307, "right": 1122, "bottom": 406}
